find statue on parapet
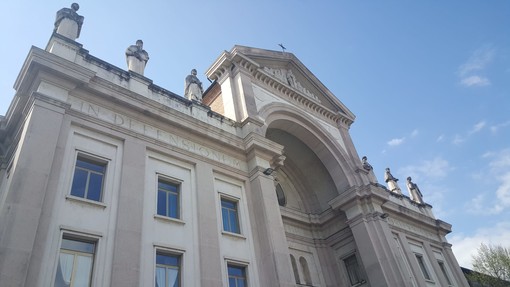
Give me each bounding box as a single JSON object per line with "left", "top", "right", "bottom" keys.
{"left": 185, "top": 69, "right": 204, "bottom": 101}
{"left": 125, "top": 40, "right": 149, "bottom": 75}
{"left": 406, "top": 177, "right": 424, "bottom": 204}
{"left": 361, "top": 156, "right": 373, "bottom": 171}
{"left": 384, "top": 167, "right": 402, "bottom": 195}
{"left": 54, "top": 3, "right": 84, "bottom": 40}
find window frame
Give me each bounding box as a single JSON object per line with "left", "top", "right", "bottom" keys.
{"left": 437, "top": 260, "right": 453, "bottom": 286}
{"left": 220, "top": 196, "right": 241, "bottom": 234}
{"left": 69, "top": 152, "right": 108, "bottom": 203}
{"left": 227, "top": 263, "right": 247, "bottom": 287}
{"left": 343, "top": 253, "right": 365, "bottom": 286}
{"left": 415, "top": 253, "right": 432, "bottom": 281}
{"left": 156, "top": 176, "right": 181, "bottom": 220}
{"left": 54, "top": 235, "right": 97, "bottom": 287}
{"left": 155, "top": 249, "right": 182, "bottom": 287}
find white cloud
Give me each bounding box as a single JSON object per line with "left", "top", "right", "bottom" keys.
{"left": 410, "top": 129, "right": 419, "bottom": 137}
{"left": 449, "top": 221, "right": 510, "bottom": 268}
{"left": 461, "top": 75, "right": 490, "bottom": 87}
{"left": 399, "top": 157, "right": 453, "bottom": 182}
{"left": 452, "top": 134, "right": 465, "bottom": 145}
{"left": 469, "top": 121, "right": 486, "bottom": 134}
{"left": 387, "top": 137, "right": 405, "bottom": 147}
{"left": 468, "top": 149, "right": 510, "bottom": 214}
{"left": 436, "top": 134, "right": 444, "bottom": 142}
{"left": 490, "top": 120, "right": 510, "bottom": 133}
{"left": 458, "top": 45, "right": 495, "bottom": 76}
{"left": 458, "top": 45, "right": 495, "bottom": 88}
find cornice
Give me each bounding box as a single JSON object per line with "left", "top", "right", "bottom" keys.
{"left": 208, "top": 52, "right": 354, "bottom": 128}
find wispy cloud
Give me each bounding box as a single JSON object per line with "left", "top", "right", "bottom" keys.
{"left": 458, "top": 45, "right": 495, "bottom": 87}
{"left": 452, "top": 134, "right": 465, "bottom": 145}
{"left": 490, "top": 120, "right": 510, "bottom": 133}
{"left": 468, "top": 149, "right": 510, "bottom": 214}
{"left": 469, "top": 120, "right": 486, "bottom": 134}
{"left": 398, "top": 157, "right": 453, "bottom": 182}
{"left": 387, "top": 137, "right": 405, "bottom": 147}
{"left": 386, "top": 130, "right": 419, "bottom": 147}
{"left": 436, "top": 134, "right": 444, "bottom": 142}
{"left": 410, "top": 129, "right": 419, "bottom": 137}
{"left": 461, "top": 75, "right": 490, "bottom": 87}
{"left": 449, "top": 221, "right": 510, "bottom": 268}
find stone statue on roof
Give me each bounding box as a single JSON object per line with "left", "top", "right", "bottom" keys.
{"left": 406, "top": 177, "right": 424, "bottom": 204}
{"left": 125, "top": 40, "right": 149, "bottom": 75}
{"left": 384, "top": 168, "right": 402, "bottom": 195}
{"left": 185, "top": 69, "right": 204, "bottom": 101}
{"left": 54, "top": 3, "right": 84, "bottom": 40}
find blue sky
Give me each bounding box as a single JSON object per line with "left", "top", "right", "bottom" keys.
{"left": 1, "top": 1, "right": 509, "bottom": 268}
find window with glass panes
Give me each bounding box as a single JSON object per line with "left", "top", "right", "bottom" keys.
{"left": 70, "top": 154, "right": 106, "bottom": 202}
{"left": 155, "top": 252, "right": 180, "bottom": 287}
{"left": 54, "top": 237, "right": 95, "bottom": 287}
{"left": 221, "top": 198, "right": 240, "bottom": 233}
{"left": 157, "top": 179, "right": 180, "bottom": 219}
{"left": 228, "top": 264, "right": 246, "bottom": 287}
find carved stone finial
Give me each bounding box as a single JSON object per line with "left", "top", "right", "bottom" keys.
{"left": 125, "top": 40, "right": 149, "bottom": 75}
{"left": 184, "top": 69, "right": 204, "bottom": 101}
{"left": 54, "top": 3, "right": 84, "bottom": 40}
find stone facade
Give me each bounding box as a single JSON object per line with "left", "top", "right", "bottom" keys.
{"left": 0, "top": 6, "right": 469, "bottom": 287}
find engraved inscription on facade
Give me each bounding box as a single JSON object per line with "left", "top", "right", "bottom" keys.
{"left": 69, "top": 96, "right": 245, "bottom": 170}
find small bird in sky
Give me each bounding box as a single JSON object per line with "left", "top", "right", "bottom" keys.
{"left": 278, "top": 43, "right": 286, "bottom": 52}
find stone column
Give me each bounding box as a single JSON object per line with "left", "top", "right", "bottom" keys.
{"left": 196, "top": 162, "right": 223, "bottom": 287}
{"left": 110, "top": 139, "right": 146, "bottom": 287}
{"left": 329, "top": 185, "right": 409, "bottom": 287}
{"left": 0, "top": 99, "right": 66, "bottom": 286}
{"left": 243, "top": 134, "right": 294, "bottom": 286}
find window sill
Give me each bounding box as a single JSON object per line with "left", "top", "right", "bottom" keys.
{"left": 221, "top": 231, "right": 246, "bottom": 240}
{"left": 66, "top": 195, "right": 107, "bottom": 209}
{"left": 154, "top": 214, "right": 185, "bottom": 225}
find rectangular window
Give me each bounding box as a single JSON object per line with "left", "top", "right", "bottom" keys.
{"left": 221, "top": 198, "right": 240, "bottom": 234}
{"left": 228, "top": 264, "right": 247, "bottom": 287}
{"left": 70, "top": 154, "right": 107, "bottom": 202}
{"left": 54, "top": 237, "right": 96, "bottom": 287}
{"left": 157, "top": 179, "right": 180, "bottom": 219}
{"left": 438, "top": 261, "right": 452, "bottom": 285}
{"left": 155, "top": 252, "right": 181, "bottom": 287}
{"left": 415, "top": 254, "right": 431, "bottom": 280}
{"left": 344, "top": 254, "right": 362, "bottom": 285}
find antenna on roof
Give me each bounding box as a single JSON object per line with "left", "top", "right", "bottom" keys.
{"left": 278, "top": 44, "right": 286, "bottom": 52}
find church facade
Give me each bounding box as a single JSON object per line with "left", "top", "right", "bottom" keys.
{"left": 0, "top": 4, "right": 469, "bottom": 287}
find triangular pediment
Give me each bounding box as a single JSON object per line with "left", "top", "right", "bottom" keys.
{"left": 227, "top": 46, "right": 355, "bottom": 121}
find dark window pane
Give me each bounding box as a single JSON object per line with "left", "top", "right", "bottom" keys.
{"left": 221, "top": 199, "right": 235, "bottom": 209}
{"left": 159, "top": 181, "right": 177, "bottom": 192}
{"left": 229, "top": 278, "right": 236, "bottom": 286}
{"left": 77, "top": 159, "right": 105, "bottom": 173}
{"left": 71, "top": 169, "right": 88, "bottom": 197}
{"left": 229, "top": 211, "right": 239, "bottom": 233}
{"left": 228, "top": 266, "right": 243, "bottom": 276}
{"left": 157, "top": 190, "right": 167, "bottom": 216}
{"left": 222, "top": 208, "right": 230, "bottom": 231}
{"left": 61, "top": 238, "right": 95, "bottom": 253}
{"left": 156, "top": 253, "right": 179, "bottom": 266}
{"left": 87, "top": 173, "right": 103, "bottom": 201}
{"left": 169, "top": 193, "right": 178, "bottom": 218}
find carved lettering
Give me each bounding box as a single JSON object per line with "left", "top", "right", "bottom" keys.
{"left": 69, "top": 97, "right": 245, "bottom": 170}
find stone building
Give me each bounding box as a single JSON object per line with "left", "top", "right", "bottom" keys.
{"left": 0, "top": 4, "right": 469, "bottom": 287}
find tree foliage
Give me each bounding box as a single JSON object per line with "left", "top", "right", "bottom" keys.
{"left": 468, "top": 243, "right": 510, "bottom": 287}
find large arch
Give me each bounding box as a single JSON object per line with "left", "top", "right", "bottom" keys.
{"left": 260, "top": 103, "right": 360, "bottom": 204}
